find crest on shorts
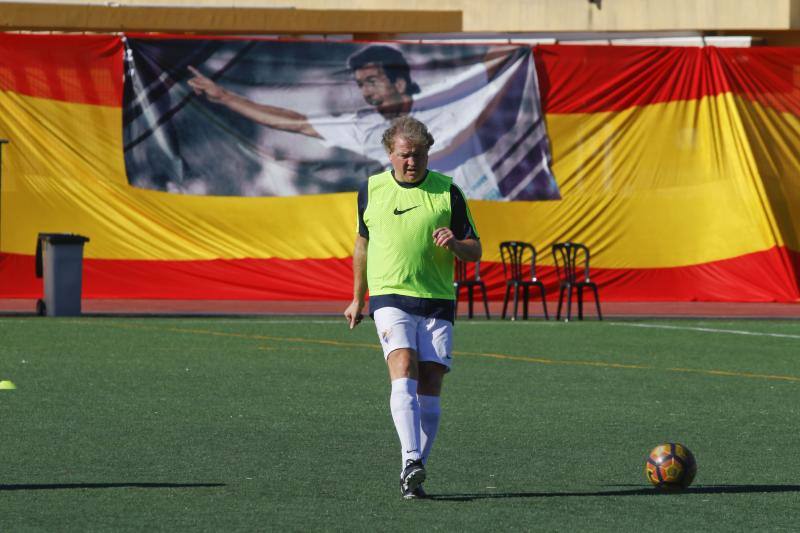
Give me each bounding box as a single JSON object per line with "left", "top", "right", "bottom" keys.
{"left": 380, "top": 328, "right": 392, "bottom": 343}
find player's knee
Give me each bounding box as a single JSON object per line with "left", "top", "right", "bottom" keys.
{"left": 418, "top": 363, "right": 445, "bottom": 395}
{"left": 387, "top": 348, "right": 418, "bottom": 379}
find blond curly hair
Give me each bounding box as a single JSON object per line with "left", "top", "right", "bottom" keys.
{"left": 381, "top": 116, "right": 435, "bottom": 154}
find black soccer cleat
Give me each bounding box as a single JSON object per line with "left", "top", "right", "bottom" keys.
{"left": 400, "top": 480, "right": 428, "bottom": 499}
{"left": 400, "top": 459, "right": 426, "bottom": 499}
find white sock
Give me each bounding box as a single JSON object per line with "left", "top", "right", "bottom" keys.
{"left": 418, "top": 394, "right": 441, "bottom": 465}
{"left": 390, "top": 378, "right": 422, "bottom": 469}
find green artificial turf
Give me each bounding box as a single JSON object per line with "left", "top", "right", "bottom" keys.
{"left": 1, "top": 316, "right": 799, "bottom": 531}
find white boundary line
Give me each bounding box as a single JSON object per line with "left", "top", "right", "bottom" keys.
{"left": 3, "top": 318, "right": 798, "bottom": 340}
{"left": 151, "top": 319, "right": 800, "bottom": 339}
{"left": 609, "top": 322, "right": 800, "bottom": 340}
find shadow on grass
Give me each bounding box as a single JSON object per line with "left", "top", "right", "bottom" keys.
{"left": 427, "top": 484, "right": 800, "bottom": 501}
{"left": 0, "top": 482, "right": 225, "bottom": 491}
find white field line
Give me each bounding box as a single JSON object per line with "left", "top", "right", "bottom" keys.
{"left": 2, "top": 317, "right": 797, "bottom": 339}
{"left": 609, "top": 322, "right": 800, "bottom": 340}
{"left": 126, "top": 319, "right": 800, "bottom": 340}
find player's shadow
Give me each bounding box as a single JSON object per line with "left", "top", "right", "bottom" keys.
{"left": 0, "top": 482, "right": 225, "bottom": 491}
{"left": 427, "top": 484, "right": 800, "bottom": 501}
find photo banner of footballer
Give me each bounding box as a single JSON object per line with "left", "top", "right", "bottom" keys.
{"left": 122, "top": 37, "right": 560, "bottom": 201}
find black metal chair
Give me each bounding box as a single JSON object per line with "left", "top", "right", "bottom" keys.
{"left": 454, "top": 259, "right": 490, "bottom": 319}
{"left": 499, "top": 241, "right": 549, "bottom": 320}
{"left": 551, "top": 241, "right": 602, "bottom": 321}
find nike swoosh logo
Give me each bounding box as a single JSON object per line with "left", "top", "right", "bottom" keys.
{"left": 393, "top": 206, "right": 420, "bottom": 215}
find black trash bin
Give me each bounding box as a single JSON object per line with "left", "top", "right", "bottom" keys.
{"left": 35, "top": 233, "right": 90, "bottom": 316}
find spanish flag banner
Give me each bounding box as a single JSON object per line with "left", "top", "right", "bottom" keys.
{"left": 0, "top": 34, "right": 798, "bottom": 302}
{"left": 534, "top": 45, "right": 800, "bottom": 301}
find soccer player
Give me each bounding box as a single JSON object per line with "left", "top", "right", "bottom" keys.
{"left": 343, "top": 116, "right": 482, "bottom": 499}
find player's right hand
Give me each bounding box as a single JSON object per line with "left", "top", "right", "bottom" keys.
{"left": 343, "top": 301, "right": 364, "bottom": 330}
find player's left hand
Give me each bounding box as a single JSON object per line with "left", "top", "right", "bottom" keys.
{"left": 432, "top": 227, "right": 455, "bottom": 250}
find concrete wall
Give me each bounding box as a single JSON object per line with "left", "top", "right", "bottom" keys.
{"left": 7, "top": 0, "right": 800, "bottom": 33}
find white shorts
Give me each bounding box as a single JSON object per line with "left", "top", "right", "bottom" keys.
{"left": 372, "top": 307, "right": 453, "bottom": 371}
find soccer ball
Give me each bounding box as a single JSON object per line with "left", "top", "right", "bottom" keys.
{"left": 645, "top": 443, "right": 697, "bottom": 490}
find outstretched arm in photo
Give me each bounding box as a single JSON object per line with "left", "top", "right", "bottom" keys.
{"left": 187, "top": 66, "right": 322, "bottom": 139}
